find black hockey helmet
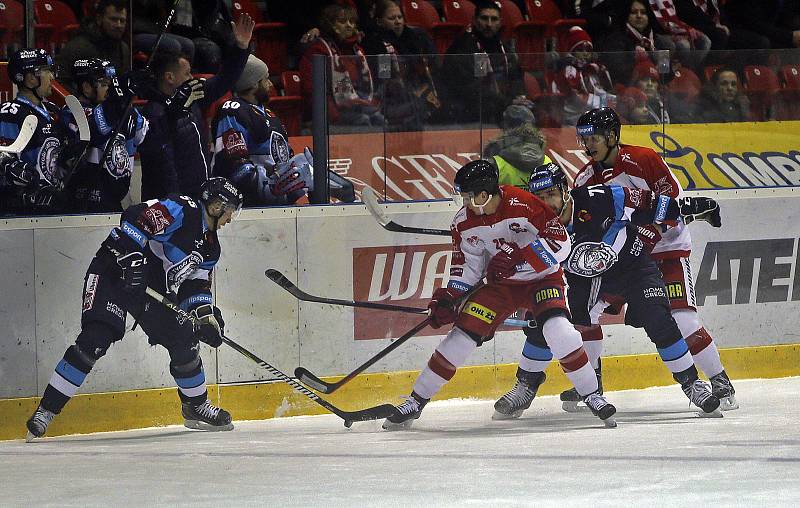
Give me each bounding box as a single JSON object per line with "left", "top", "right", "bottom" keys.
{"left": 576, "top": 107, "right": 621, "bottom": 141}
{"left": 73, "top": 58, "right": 116, "bottom": 88}
{"left": 454, "top": 159, "right": 499, "bottom": 196}
{"left": 7, "top": 48, "right": 54, "bottom": 85}
{"left": 199, "top": 177, "right": 243, "bottom": 219}
{"left": 529, "top": 162, "right": 568, "bottom": 193}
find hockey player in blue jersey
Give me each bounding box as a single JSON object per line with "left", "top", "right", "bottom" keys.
{"left": 25, "top": 177, "right": 243, "bottom": 441}
{"left": 0, "top": 48, "right": 71, "bottom": 215}
{"left": 493, "top": 162, "right": 724, "bottom": 419}
{"left": 61, "top": 58, "right": 149, "bottom": 212}
{"left": 210, "top": 54, "right": 313, "bottom": 206}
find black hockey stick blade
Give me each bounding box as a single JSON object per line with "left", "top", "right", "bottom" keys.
{"left": 266, "top": 269, "right": 427, "bottom": 314}
{"left": 361, "top": 186, "right": 450, "bottom": 236}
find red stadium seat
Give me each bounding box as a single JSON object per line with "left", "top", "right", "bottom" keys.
{"left": 401, "top": 0, "right": 464, "bottom": 54}
{"left": 776, "top": 64, "right": 800, "bottom": 120}
{"left": 497, "top": 0, "right": 524, "bottom": 40}
{"left": 0, "top": 0, "right": 24, "bottom": 59}
{"left": 523, "top": 71, "right": 542, "bottom": 97}
{"left": 744, "top": 65, "right": 779, "bottom": 121}
{"left": 703, "top": 64, "right": 721, "bottom": 83}
{"left": 231, "top": 0, "right": 289, "bottom": 75}
{"left": 667, "top": 67, "right": 701, "bottom": 102}
{"left": 442, "top": 0, "right": 474, "bottom": 26}
{"left": 267, "top": 96, "right": 302, "bottom": 136}
{"left": 281, "top": 71, "right": 301, "bottom": 97}
{"left": 525, "top": 0, "right": 586, "bottom": 40}
{"left": 0, "top": 61, "right": 14, "bottom": 103}
{"left": 34, "top": 0, "right": 80, "bottom": 53}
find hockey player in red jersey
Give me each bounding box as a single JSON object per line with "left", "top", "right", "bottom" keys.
{"left": 382, "top": 159, "right": 616, "bottom": 430}
{"left": 564, "top": 106, "right": 736, "bottom": 411}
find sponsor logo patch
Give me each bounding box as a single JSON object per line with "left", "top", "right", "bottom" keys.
{"left": 464, "top": 302, "right": 497, "bottom": 324}
{"left": 223, "top": 129, "right": 247, "bottom": 157}
{"left": 666, "top": 282, "right": 685, "bottom": 299}
{"left": 643, "top": 287, "right": 666, "bottom": 299}
{"left": 143, "top": 204, "right": 173, "bottom": 235}
{"left": 535, "top": 287, "right": 562, "bottom": 303}
{"left": 106, "top": 301, "right": 125, "bottom": 319}
{"left": 83, "top": 274, "right": 99, "bottom": 312}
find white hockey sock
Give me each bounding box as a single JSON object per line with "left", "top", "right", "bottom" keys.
{"left": 413, "top": 327, "right": 477, "bottom": 400}
{"left": 564, "top": 361, "right": 599, "bottom": 397}
{"left": 673, "top": 310, "right": 724, "bottom": 377}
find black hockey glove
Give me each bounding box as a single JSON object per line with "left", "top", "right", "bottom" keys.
{"left": 192, "top": 304, "right": 225, "bottom": 348}
{"left": 4, "top": 158, "right": 38, "bottom": 187}
{"left": 108, "top": 69, "right": 152, "bottom": 102}
{"left": 165, "top": 78, "right": 205, "bottom": 115}
{"left": 24, "top": 184, "right": 63, "bottom": 210}
{"left": 679, "top": 197, "right": 721, "bottom": 227}
{"left": 116, "top": 251, "right": 148, "bottom": 297}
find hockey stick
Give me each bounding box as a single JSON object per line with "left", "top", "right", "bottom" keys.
{"left": 293, "top": 282, "right": 485, "bottom": 394}
{"left": 362, "top": 186, "right": 450, "bottom": 236}
{"left": 144, "top": 287, "right": 396, "bottom": 427}
{"left": 0, "top": 115, "right": 37, "bottom": 154}
{"left": 265, "top": 268, "right": 533, "bottom": 328}
{"left": 58, "top": 95, "right": 92, "bottom": 190}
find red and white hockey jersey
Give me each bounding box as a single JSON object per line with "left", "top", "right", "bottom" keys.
{"left": 573, "top": 144, "right": 691, "bottom": 259}
{"left": 447, "top": 185, "right": 571, "bottom": 292}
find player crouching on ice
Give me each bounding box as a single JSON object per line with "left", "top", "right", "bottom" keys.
{"left": 494, "top": 162, "right": 723, "bottom": 419}
{"left": 26, "top": 177, "right": 243, "bottom": 441}
{"left": 382, "top": 159, "right": 617, "bottom": 430}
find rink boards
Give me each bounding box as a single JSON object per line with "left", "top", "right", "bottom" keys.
{"left": 1, "top": 189, "right": 800, "bottom": 439}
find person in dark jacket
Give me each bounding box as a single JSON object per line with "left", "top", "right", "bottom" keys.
{"left": 138, "top": 14, "right": 254, "bottom": 201}
{"left": 724, "top": 0, "right": 800, "bottom": 49}
{"left": 56, "top": 0, "right": 132, "bottom": 86}
{"left": 692, "top": 67, "right": 751, "bottom": 123}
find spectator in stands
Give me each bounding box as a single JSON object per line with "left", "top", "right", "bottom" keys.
{"left": 692, "top": 67, "right": 750, "bottom": 123}
{"left": 133, "top": 0, "right": 197, "bottom": 66}
{"left": 56, "top": 0, "right": 132, "bottom": 85}
{"left": 724, "top": 0, "right": 800, "bottom": 49}
{"left": 167, "top": 0, "right": 234, "bottom": 73}
{"left": 138, "top": 14, "right": 254, "bottom": 201}
{"left": 648, "top": 0, "right": 711, "bottom": 68}
{"left": 361, "top": 0, "right": 440, "bottom": 130}
{"left": 621, "top": 87, "right": 653, "bottom": 124}
{"left": 567, "top": 0, "right": 630, "bottom": 42}
{"left": 598, "top": 0, "right": 674, "bottom": 85}
{"left": 210, "top": 55, "right": 312, "bottom": 206}
{"left": 552, "top": 26, "right": 616, "bottom": 126}
{"left": 441, "top": 0, "right": 525, "bottom": 125}
{"left": 624, "top": 61, "right": 669, "bottom": 124}
{"left": 673, "top": 0, "right": 729, "bottom": 51}
{"left": 299, "top": 4, "right": 385, "bottom": 127}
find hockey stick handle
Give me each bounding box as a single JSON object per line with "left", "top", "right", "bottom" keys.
{"left": 143, "top": 286, "right": 394, "bottom": 425}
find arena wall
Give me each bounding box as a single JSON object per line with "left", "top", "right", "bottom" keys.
{"left": 2, "top": 187, "right": 800, "bottom": 440}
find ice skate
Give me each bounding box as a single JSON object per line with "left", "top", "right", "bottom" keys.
{"left": 710, "top": 371, "right": 738, "bottom": 411}
{"left": 682, "top": 379, "right": 722, "bottom": 417}
{"left": 583, "top": 391, "right": 617, "bottom": 428}
{"left": 382, "top": 392, "right": 428, "bottom": 430}
{"left": 182, "top": 399, "right": 234, "bottom": 431}
{"left": 493, "top": 370, "right": 545, "bottom": 420}
{"left": 561, "top": 364, "right": 602, "bottom": 413}
{"left": 25, "top": 406, "right": 56, "bottom": 442}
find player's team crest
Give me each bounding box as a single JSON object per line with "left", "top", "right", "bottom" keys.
{"left": 508, "top": 222, "right": 525, "bottom": 233}
{"left": 567, "top": 242, "right": 617, "bottom": 276}
{"left": 103, "top": 134, "right": 132, "bottom": 179}
{"left": 37, "top": 137, "right": 61, "bottom": 185}
{"left": 270, "top": 130, "right": 290, "bottom": 163}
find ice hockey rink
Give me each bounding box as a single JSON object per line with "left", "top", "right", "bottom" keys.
{"left": 0, "top": 377, "right": 797, "bottom": 507}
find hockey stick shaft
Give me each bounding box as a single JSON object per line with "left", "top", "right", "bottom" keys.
{"left": 144, "top": 287, "right": 395, "bottom": 425}
{"left": 362, "top": 186, "right": 450, "bottom": 236}
{"left": 58, "top": 95, "right": 92, "bottom": 190}
{"left": 0, "top": 115, "right": 37, "bottom": 154}
{"left": 294, "top": 282, "right": 485, "bottom": 394}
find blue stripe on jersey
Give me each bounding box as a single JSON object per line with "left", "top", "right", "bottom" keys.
{"left": 522, "top": 342, "right": 553, "bottom": 362}
{"left": 121, "top": 221, "right": 147, "bottom": 247}
{"left": 199, "top": 260, "right": 215, "bottom": 270}
{"left": 151, "top": 199, "right": 186, "bottom": 241}
{"left": 216, "top": 114, "right": 248, "bottom": 142}
{"left": 654, "top": 195, "right": 670, "bottom": 223}
{"left": 175, "top": 371, "right": 205, "bottom": 389}
{"left": 657, "top": 339, "right": 690, "bottom": 362}
{"left": 55, "top": 359, "right": 87, "bottom": 387}
{"left": 528, "top": 239, "right": 558, "bottom": 267}
{"left": 162, "top": 241, "right": 188, "bottom": 263}
{"left": 448, "top": 280, "right": 472, "bottom": 292}
{"left": 601, "top": 220, "right": 627, "bottom": 247}
{"left": 0, "top": 121, "right": 20, "bottom": 141}
{"left": 180, "top": 293, "right": 212, "bottom": 310}
{"left": 609, "top": 185, "right": 626, "bottom": 220}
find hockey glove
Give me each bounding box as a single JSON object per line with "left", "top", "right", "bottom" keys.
{"left": 679, "top": 197, "right": 721, "bottom": 227}
{"left": 428, "top": 287, "right": 464, "bottom": 329}
{"left": 192, "top": 304, "right": 225, "bottom": 348}
{"left": 271, "top": 153, "right": 313, "bottom": 196}
{"left": 116, "top": 251, "right": 148, "bottom": 297}
{"left": 165, "top": 78, "right": 205, "bottom": 115}
{"left": 4, "top": 159, "right": 38, "bottom": 187}
{"left": 487, "top": 242, "right": 525, "bottom": 283}
{"left": 24, "top": 184, "right": 63, "bottom": 210}
{"left": 108, "top": 69, "right": 152, "bottom": 101}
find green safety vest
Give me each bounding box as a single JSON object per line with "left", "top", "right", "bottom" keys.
{"left": 493, "top": 154, "right": 553, "bottom": 191}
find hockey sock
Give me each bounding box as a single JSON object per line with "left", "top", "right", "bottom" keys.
{"left": 40, "top": 345, "right": 96, "bottom": 414}
{"left": 673, "top": 310, "right": 724, "bottom": 377}
{"left": 542, "top": 316, "right": 598, "bottom": 396}
{"left": 518, "top": 339, "right": 553, "bottom": 373}
{"left": 656, "top": 338, "right": 695, "bottom": 374}
{"left": 578, "top": 325, "right": 603, "bottom": 369}
{"left": 412, "top": 327, "right": 477, "bottom": 400}
{"left": 171, "top": 356, "right": 208, "bottom": 406}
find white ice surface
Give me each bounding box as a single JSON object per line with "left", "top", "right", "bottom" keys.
{"left": 2, "top": 377, "right": 800, "bottom": 507}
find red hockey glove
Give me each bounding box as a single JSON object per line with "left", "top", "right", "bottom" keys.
{"left": 487, "top": 242, "right": 525, "bottom": 282}
{"left": 634, "top": 225, "right": 662, "bottom": 255}
{"left": 427, "top": 287, "right": 463, "bottom": 329}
